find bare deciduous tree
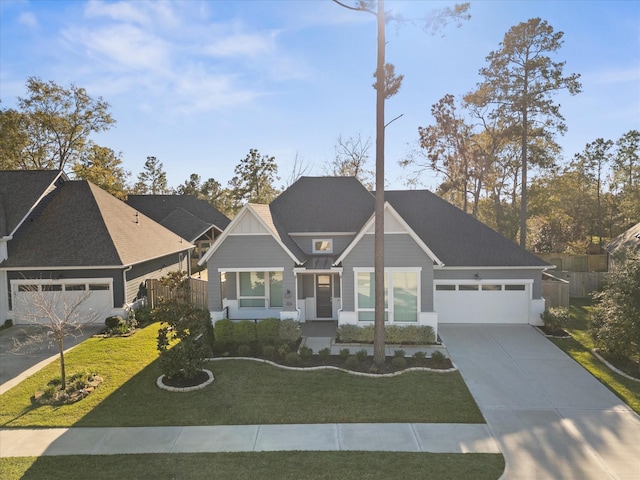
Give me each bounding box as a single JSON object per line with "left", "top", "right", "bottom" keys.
{"left": 13, "top": 284, "right": 103, "bottom": 390}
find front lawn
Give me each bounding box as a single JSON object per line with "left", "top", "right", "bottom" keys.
{"left": 548, "top": 298, "right": 640, "bottom": 414}
{"left": 0, "top": 322, "right": 484, "bottom": 428}
{"left": 1, "top": 452, "right": 505, "bottom": 480}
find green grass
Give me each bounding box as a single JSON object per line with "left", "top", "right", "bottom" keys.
{"left": 548, "top": 298, "right": 640, "bottom": 414}
{"left": 0, "top": 452, "right": 505, "bottom": 480}
{"left": 0, "top": 322, "right": 484, "bottom": 428}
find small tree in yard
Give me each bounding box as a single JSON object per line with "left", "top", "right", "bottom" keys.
{"left": 13, "top": 284, "right": 101, "bottom": 390}
{"left": 155, "top": 271, "right": 211, "bottom": 381}
{"left": 590, "top": 249, "right": 640, "bottom": 361}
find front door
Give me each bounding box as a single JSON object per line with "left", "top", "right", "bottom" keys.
{"left": 316, "top": 275, "right": 333, "bottom": 318}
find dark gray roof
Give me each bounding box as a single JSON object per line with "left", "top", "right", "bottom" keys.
{"left": 126, "top": 195, "right": 230, "bottom": 241}
{"left": 385, "top": 190, "right": 549, "bottom": 267}
{"left": 0, "top": 170, "right": 64, "bottom": 237}
{"left": 270, "top": 177, "right": 374, "bottom": 234}
{"left": 267, "top": 177, "right": 548, "bottom": 268}
{"left": 3, "top": 180, "right": 191, "bottom": 268}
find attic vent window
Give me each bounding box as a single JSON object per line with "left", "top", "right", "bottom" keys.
{"left": 313, "top": 239, "right": 333, "bottom": 254}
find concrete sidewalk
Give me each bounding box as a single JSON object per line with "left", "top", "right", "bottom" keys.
{"left": 0, "top": 423, "right": 501, "bottom": 457}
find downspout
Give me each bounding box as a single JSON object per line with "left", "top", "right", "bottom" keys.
{"left": 293, "top": 268, "right": 301, "bottom": 322}
{"left": 122, "top": 265, "right": 133, "bottom": 310}
{"left": 337, "top": 269, "right": 343, "bottom": 323}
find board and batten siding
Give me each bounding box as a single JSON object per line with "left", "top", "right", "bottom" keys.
{"left": 340, "top": 233, "right": 435, "bottom": 311}
{"left": 434, "top": 268, "right": 544, "bottom": 299}
{"left": 206, "top": 235, "right": 297, "bottom": 312}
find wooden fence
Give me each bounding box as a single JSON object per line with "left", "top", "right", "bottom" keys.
{"left": 537, "top": 253, "right": 608, "bottom": 272}
{"left": 542, "top": 273, "right": 570, "bottom": 308}
{"left": 552, "top": 271, "right": 610, "bottom": 298}
{"left": 147, "top": 278, "right": 208, "bottom": 310}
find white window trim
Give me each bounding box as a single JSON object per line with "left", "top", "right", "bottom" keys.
{"left": 354, "top": 267, "right": 421, "bottom": 323}
{"left": 237, "top": 271, "right": 283, "bottom": 309}
{"left": 312, "top": 239, "right": 333, "bottom": 254}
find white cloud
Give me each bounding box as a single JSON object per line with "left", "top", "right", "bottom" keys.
{"left": 588, "top": 66, "right": 640, "bottom": 85}
{"left": 204, "top": 31, "right": 278, "bottom": 58}
{"left": 17, "top": 11, "right": 38, "bottom": 29}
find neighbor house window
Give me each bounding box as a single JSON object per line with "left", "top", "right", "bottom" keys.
{"left": 238, "top": 271, "right": 283, "bottom": 308}
{"left": 356, "top": 270, "right": 419, "bottom": 323}
{"left": 313, "top": 239, "right": 333, "bottom": 254}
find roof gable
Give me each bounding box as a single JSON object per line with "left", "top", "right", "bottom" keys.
{"left": 199, "top": 203, "right": 303, "bottom": 266}
{"left": 0, "top": 170, "right": 65, "bottom": 237}
{"left": 3, "top": 180, "right": 192, "bottom": 268}
{"left": 335, "top": 202, "right": 444, "bottom": 266}
{"left": 385, "top": 190, "right": 549, "bottom": 268}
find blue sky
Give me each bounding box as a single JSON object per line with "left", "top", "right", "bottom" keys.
{"left": 1, "top": 0, "right": 638, "bottom": 191}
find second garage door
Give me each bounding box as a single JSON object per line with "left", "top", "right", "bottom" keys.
{"left": 434, "top": 281, "right": 531, "bottom": 324}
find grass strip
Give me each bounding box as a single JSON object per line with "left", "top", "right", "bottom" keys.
{"left": 548, "top": 298, "right": 640, "bottom": 414}
{"left": 0, "top": 452, "right": 505, "bottom": 480}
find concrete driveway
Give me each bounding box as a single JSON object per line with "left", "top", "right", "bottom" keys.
{"left": 0, "top": 323, "right": 104, "bottom": 394}
{"left": 439, "top": 324, "right": 640, "bottom": 480}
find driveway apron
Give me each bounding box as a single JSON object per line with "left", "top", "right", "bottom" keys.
{"left": 439, "top": 324, "right": 640, "bottom": 480}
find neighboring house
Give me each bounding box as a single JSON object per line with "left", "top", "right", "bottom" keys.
{"left": 0, "top": 170, "right": 194, "bottom": 324}
{"left": 126, "top": 194, "right": 230, "bottom": 271}
{"left": 199, "top": 177, "right": 550, "bottom": 336}
{"left": 605, "top": 222, "right": 640, "bottom": 256}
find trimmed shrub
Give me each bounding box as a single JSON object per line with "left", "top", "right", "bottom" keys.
{"left": 279, "top": 319, "right": 301, "bottom": 344}
{"left": 214, "top": 319, "right": 235, "bottom": 345}
{"left": 284, "top": 352, "right": 300, "bottom": 365}
{"left": 261, "top": 344, "right": 277, "bottom": 359}
{"left": 134, "top": 307, "right": 153, "bottom": 326}
{"left": 336, "top": 324, "right": 361, "bottom": 343}
{"left": 541, "top": 307, "right": 570, "bottom": 332}
{"left": 412, "top": 351, "right": 427, "bottom": 361}
{"left": 360, "top": 324, "right": 375, "bottom": 343}
{"left": 391, "top": 356, "right": 407, "bottom": 369}
{"left": 236, "top": 344, "right": 252, "bottom": 357}
{"left": 234, "top": 320, "right": 256, "bottom": 345}
{"left": 105, "top": 316, "right": 124, "bottom": 330}
{"left": 318, "top": 347, "right": 331, "bottom": 361}
{"left": 344, "top": 356, "right": 360, "bottom": 370}
{"left": 277, "top": 343, "right": 290, "bottom": 358}
{"left": 393, "top": 349, "right": 406, "bottom": 358}
{"left": 299, "top": 346, "right": 313, "bottom": 361}
{"left": 339, "top": 348, "right": 351, "bottom": 359}
{"left": 256, "top": 318, "right": 280, "bottom": 345}
{"left": 385, "top": 325, "right": 404, "bottom": 345}
{"left": 355, "top": 348, "right": 368, "bottom": 362}
{"left": 430, "top": 350, "right": 448, "bottom": 367}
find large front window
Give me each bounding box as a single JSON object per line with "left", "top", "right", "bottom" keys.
{"left": 356, "top": 270, "right": 419, "bottom": 322}
{"left": 238, "top": 271, "right": 283, "bottom": 308}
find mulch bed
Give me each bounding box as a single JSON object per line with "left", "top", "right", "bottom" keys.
{"left": 161, "top": 370, "right": 212, "bottom": 388}
{"left": 537, "top": 326, "right": 571, "bottom": 337}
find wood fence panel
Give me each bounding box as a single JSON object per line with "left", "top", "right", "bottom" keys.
{"left": 147, "top": 278, "right": 208, "bottom": 310}
{"left": 542, "top": 279, "right": 570, "bottom": 308}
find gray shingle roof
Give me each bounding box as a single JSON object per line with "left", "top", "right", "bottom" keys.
{"left": 0, "top": 170, "right": 64, "bottom": 237}
{"left": 268, "top": 177, "right": 548, "bottom": 268}
{"left": 605, "top": 222, "right": 640, "bottom": 255}
{"left": 126, "top": 195, "right": 230, "bottom": 241}
{"left": 3, "top": 180, "right": 192, "bottom": 268}
{"left": 385, "top": 189, "right": 549, "bottom": 267}
{"left": 270, "top": 177, "right": 374, "bottom": 234}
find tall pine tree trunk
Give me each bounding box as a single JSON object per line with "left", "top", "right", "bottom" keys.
{"left": 373, "top": 0, "right": 386, "bottom": 366}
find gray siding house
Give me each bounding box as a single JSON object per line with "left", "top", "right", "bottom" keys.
{"left": 199, "top": 177, "right": 550, "bottom": 336}
{"left": 0, "top": 170, "right": 193, "bottom": 324}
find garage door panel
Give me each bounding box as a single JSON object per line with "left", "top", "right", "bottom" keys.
{"left": 12, "top": 280, "right": 113, "bottom": 325}
{"left": 435, "top": 282, "right": 530, "bottom": 324}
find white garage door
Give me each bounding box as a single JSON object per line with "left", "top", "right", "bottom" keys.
{"left": 434, "top": 281, "right": 531, "bottom": 324}
{"left": 11, "top": 279, "right": 113, "bottom": 325}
